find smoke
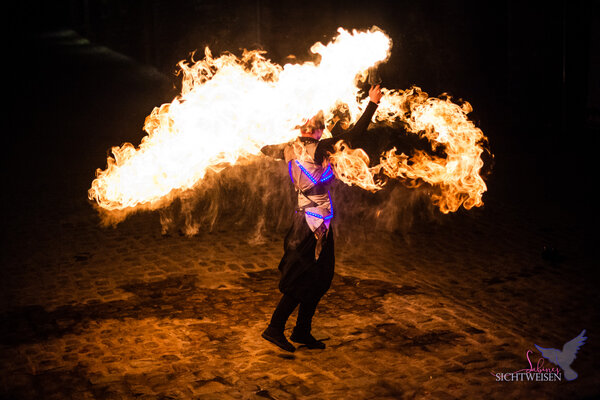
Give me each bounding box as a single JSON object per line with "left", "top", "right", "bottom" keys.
{"left": 88, "top": 28, "right": 492, "bottom": 237}
{"left": 148, "top": 155, "right": 294, "bottom": 237}
{"left": 139, "top": 125, "right": 442, "bottom": 241}
{"left": 91, "top": 109, "right": 489, "bottom": 241}
{"left": 90, "top": 97, "right": 490, "bottom": 241}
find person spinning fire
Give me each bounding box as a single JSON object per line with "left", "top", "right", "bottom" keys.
{"left": 260, "top": 85, "right": 383, "bottom": 352}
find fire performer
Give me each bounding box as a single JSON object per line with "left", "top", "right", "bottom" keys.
{"left": 260, "top": 85, "right": 383, "bottom": 352}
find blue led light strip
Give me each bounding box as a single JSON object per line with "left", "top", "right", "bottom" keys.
{"left": 320, "top": 165, "right": 333, "bottom": 183}
{"left": 305, "top": 210, "right": 334, "bottom": 220}
{"left": 288, "top": 161, "right": 294, "bottom": 183}
{"left": 294, "top": 161, "right": 333, "bottom": 184}
{"left": 304, "top": 191, "right": 334, "bottom": 221}
{"left": 290, "top": 161, "right": 335, "bottom": 221}
{"left": 295, "top": 160, "right": 318, "bottom": 185}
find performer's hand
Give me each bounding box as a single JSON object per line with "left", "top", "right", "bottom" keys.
{"left": 369, "top": 85, "right": 383, "bottom": 104}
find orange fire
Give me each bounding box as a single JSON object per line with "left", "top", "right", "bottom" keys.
{"left": 89, "top": 27, "right": 488, "bottom": 219}
{"left": 329, "top": 86, "right": 488, "bottom": 213}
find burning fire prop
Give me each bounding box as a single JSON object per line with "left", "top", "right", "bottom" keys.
{"left": 89, "top": 27, "right": 488, "bottom": 221}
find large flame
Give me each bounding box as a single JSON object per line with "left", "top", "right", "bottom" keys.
{"left": 329, "top": 86, "right": 488, "bottom": 213}
{"left": 89, "top": 27, "right": 488, "bottom": 218}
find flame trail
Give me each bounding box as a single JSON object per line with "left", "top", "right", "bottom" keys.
{"left": 89, "top": 27, "right": 489, "bottom": 221}
{"left": 330, "top": 86, "right": 488, "bottom": 213}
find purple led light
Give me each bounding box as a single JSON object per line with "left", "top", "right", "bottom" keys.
{"left": 320, "top": 165, "right": 333, "bottom": 182}
{"left": 305, "top": 210, "right": 334, "bottom": 220}
{"left": 293, "top": 160, "right": 333, "bottom": 185}
{"left": 305, "top": 191, "right": 334, "bottom": 220}
{"left": 295, "top": 160, "right": 318, "bottom": 185}
{"left": 288, "top": 160, "right": 294, "bottom": 183}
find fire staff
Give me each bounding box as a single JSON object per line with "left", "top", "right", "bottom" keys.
{"left": 260, "top": 85, "right": 383, "bottom": 352}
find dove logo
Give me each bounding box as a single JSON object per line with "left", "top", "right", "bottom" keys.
{"left": 535, "top": 329, "right": 587, "bottom": 381}
{"left": 491, "top": 329, "right": 587, "bottom": 383}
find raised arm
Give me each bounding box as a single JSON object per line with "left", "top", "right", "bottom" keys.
{"left": 314, "top": 85, "right": 382, "bottom": 163}
{"left": 350, "top": 85, "right": 382, "bottom": 134}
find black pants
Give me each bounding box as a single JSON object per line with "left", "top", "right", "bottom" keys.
{"left": 278, "top": 213, "right": 335, "bottom": 303}
{"left": 268, "top": 293, "right": 320, "bottom": 334}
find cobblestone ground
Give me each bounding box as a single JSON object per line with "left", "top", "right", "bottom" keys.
{"left": 2, "top": 31, "right": 598, "bottom": 399}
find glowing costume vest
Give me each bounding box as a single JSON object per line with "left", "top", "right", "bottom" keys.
{"left": 284, "top": 138, "right": 334, "bottom": 232}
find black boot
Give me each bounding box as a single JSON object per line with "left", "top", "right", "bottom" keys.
{"left": 290, "top": 327, "right": 325, "bottom": 349}
{"left": 262, "top": 325, "right": 296, "bottom": 352}
{"left": 262, "top": 294, "right": 300, "bottom": 353}
{"left": 290, "top": 299, "right": 325, "bottom": 349}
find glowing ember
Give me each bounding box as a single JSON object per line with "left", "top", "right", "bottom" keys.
{"left": 89, "top": 27, "right": 489, "bottom": 218}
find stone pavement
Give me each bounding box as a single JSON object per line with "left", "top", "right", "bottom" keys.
{"left": 1, "top": 30, "right": 598, "bottom": 399}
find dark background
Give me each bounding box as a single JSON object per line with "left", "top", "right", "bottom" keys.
{"left": 7, "top": 0, "right": 599, "bottom": 213}
{"left": 2, "top": 4, "right": 599, "bottom": 398}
